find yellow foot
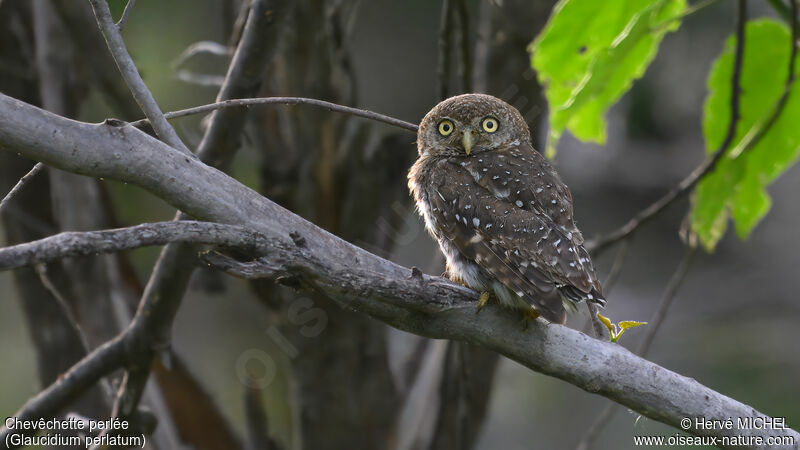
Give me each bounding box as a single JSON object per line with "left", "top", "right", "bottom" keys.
{"left": 520, "top": 307, "right": 540, "bottom": 330}
{"left": 476, "top": 292, "right": 491, "bottom": 312}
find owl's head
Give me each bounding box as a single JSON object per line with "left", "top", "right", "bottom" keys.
{"left": 417, "top": 93, "right": 530, "bottom": 157}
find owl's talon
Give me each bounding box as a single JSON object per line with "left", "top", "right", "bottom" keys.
{"left": 476, "top": 291, "right": 491, "bottom": 312}
{"left": 520, "top": 307, "right": 540, "bottom": 330}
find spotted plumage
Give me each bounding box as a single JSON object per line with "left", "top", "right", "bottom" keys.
{"left": 408, "top": 93, "right": 605, "bottom": 323}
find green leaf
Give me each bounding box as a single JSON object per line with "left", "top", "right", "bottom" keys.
{"left": 618, "top": 320, "right": 648, "bottom": 330}
{"left": 529, "top": 0, "right": 685, "bottom": 156}
{"left": 596, "top": 314, "right": 647, "bottom": 343}
{"left": 691, "top": 19, "right": 800, "bottom": 251}
{"left": 596, "top": 313, "right": 615, "bottom": 336}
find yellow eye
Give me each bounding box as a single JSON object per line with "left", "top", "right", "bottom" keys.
{"left": 438, "top": 120, "right": 455, "bottom": 136}
{"left": 482, "top": 117, "right": 499, "bottom": 133}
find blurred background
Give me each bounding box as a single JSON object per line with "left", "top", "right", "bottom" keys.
{"left": 0, "top": 0, "right": 798, "bottom": 449}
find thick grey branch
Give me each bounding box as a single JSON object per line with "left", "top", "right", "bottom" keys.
{"left": 0, "top": 93, "right": 797, "bottom": 449}
{"left": 0, "top": 221, "right": 269, "bottom": 271}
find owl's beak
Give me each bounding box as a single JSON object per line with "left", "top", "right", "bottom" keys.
{"left": 461, "top": 130, "right": 476, "bottom": 155}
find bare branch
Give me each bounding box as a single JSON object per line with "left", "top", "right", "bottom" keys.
{"left": 602, "top": 238, "right": 631, "bottom": 295}
{"left": 636, "top": 248, "right": 697, "bottom": 355}
{"left": 0, "top": 221, "right": 270, "bottom": 271}
{"left": 0, "top": 162, "right": 44, "bottom": 215}
{"left": 172, "top": 40, "right": 232, "bottom": 69}
{"left": 88, "top": 0, "right": 191, "bottom": 155}
{"left": 129, "top": 96, "right": 419, "bottom": 133}
{"left": 243, "top": 385, "right": 280, "bottom": 450}
{"left": 1, "top": 93, "right": 797, "bottom": 447}
{"left": 34, "top": 263, "right": 91, "bottom": 354}
{"left": 175, "top": 70, "right": 226, "bottom": 88}
{"left": 574, "top": 404, "right": 616, "bottom": 450}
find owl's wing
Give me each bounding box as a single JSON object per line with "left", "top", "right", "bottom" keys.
{"left": 426, "top": 160, "right": 601, "bottom": 323}
{"left": 460, "top": 141, "right": 583, "bottom": 243}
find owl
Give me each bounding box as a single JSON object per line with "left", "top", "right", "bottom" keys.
{"left": 408, "top": 94, "right": 605, "bottom": 324}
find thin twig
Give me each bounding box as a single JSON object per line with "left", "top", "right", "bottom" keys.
{"left": 243, "top": 384, "right": 279, "bottom": 450}
{"left": 128, "top": 96, "right": 419, "bottom": 132}
{"left": 636, "top": 247, "right": 697, "bottom": 355}
{"left": 116, "top": 0, "right": 135, "bottom": 31}
{"left": 34, "top": 264, "right": 91, "bottom": 354}
{"left": 727, "top": 0, "right": 798, "bottom": 160}
{"left": 588, "top": 0, "right": 749, "bottom": 256}
{"left": 602, "top": 238, "right": 631, "bottom": 296}
{"left": 649, "top": 0, "right": 722, "bottom": 34}
{"left": 574, "top": 404, "right": 616, "bottom": 450}
{"left": 175, "top": 70, "right": 226, "bottom": 88}
{"left": 172, "top": 40, "right": 232, "bottom": 69}
{"left": 89, "top": 0, "right": 191, "bottom": 155}
{"left": 437, "top": 0, "right": 454, "bottom": 100}
{"left": 0, "top": 162, "right": 44, "bottom": 215}
{"left": 575, "top": 247, "right": 697, "bottom": 450}
{"left": 768, "top": 0, "right": 792, "bottom": 22}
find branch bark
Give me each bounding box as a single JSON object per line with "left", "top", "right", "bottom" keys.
{"left": 0, "top": 221, "right": 269, "bottom": 270}
{"left": 0, "top": 93, "right": 797, "bottom": 449}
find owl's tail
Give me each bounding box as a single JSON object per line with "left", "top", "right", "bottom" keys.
{"left": 560, "top": 285, "right": 606, "bottom": 309}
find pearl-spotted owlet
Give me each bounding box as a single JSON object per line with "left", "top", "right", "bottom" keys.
{"left": 408, "top": 94, "right": 605, "bottom": 323}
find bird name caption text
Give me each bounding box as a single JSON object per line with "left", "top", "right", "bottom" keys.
{"left": 4, "top": 416, "right": 145, "bottom": 448}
